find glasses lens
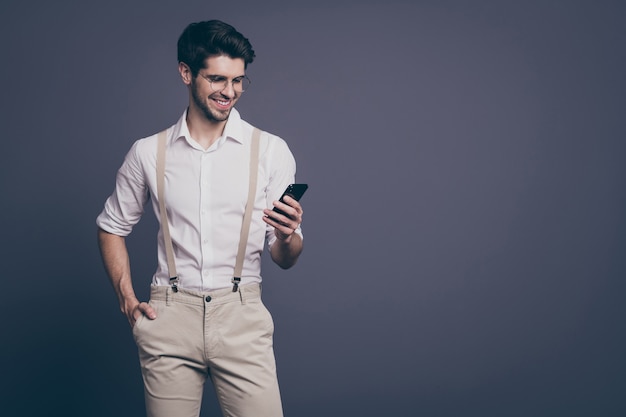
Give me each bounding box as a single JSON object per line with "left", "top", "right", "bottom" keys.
{"left": 207, "top": 76, "right": 250, "bottom": 92}
{"left": 237, "top": 77, "right": 251, "bottom": 92}
{"left": 210, "top": 79, "right": 228, "bottom": 91}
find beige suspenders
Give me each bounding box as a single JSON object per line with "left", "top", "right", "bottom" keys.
{"left": 156, "top": 128, "right": 261, "bottom": 292}
{"left": 233, "top": 128, "right": 261, "bottom": 292}
{"left": 156, "top": 130, "right": 178, "bottom": 290}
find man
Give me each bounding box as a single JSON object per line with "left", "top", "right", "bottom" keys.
{"left": 96, "top": 20, "right": 303, "bottom": 417}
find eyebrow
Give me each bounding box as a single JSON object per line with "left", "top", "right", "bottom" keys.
{"left": 206, "top": 74, "right": 246, "bottom": 80}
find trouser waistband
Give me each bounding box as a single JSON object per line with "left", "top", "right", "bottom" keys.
{"left": 149, "top": 283, "right": 261, "bottom": 306}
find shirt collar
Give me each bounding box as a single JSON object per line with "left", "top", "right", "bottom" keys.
{"left": 171, "top": 107, "right": 244, "bottom": 147}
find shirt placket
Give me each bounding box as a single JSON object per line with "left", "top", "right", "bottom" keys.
{"left": 199, "top": 151, "right": 212, "bottom": 289}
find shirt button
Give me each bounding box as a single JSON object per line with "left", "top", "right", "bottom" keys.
{"left": 205, "top": 296, "right": 212, "bottom": 302}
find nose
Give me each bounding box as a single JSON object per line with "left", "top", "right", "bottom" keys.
{"left": 220, "top": 81, "right": 236, "bottom": 97}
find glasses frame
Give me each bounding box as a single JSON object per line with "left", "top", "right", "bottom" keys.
{"left": 200, "top": 74, "right": 251, "bottom": 93}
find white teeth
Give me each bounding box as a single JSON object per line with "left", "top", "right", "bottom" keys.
{"left": 216, "top": 100, "right": 230, "bottom": 106}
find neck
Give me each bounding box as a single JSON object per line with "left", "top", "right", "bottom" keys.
{"left": 186, "top": 105, "right": 227, "bottom": 150}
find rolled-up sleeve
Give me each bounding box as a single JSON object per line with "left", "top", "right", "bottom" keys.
{"left": 96, "top": 141, "right": 149, "bottom": 236}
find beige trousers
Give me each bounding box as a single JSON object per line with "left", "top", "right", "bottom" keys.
{"left": 132, "top": 284, "right": 283, "bottom": 417}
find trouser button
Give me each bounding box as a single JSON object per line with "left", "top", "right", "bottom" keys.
{"left": 205, "top": 295, "right": 212, "bottom": 302}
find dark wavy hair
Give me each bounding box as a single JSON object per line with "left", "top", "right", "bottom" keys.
{"left": 177, "top": 20, "right": 256, "bottom": 76}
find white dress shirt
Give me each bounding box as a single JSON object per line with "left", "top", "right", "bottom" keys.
{"left": 96, "top": 108, "right": 302, "bottom": 291}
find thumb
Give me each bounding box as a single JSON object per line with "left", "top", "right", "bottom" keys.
{"left": 137, "top": 302, "right": 157, "bottom": 320}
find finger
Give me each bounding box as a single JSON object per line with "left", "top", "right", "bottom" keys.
{"left": 264, "top": 209, "right": 300, "bottom": 229}
{"left": 137, "top": 302, "right": 157, "bottom": 320}
{"left": 263, "top": 211, "right": 284, "bottom": 228}
{"left": 263, "top": 215, "right": 300, "bottom": 241}
{"left": 280, "top": 196, "right": 303, "bottom": 213}
{"left": 274, "top": 224, "right": 294, "bottom": 240}
{"left": 273, "top": 201, "right": 295, "bottom": 217}
{"left": 269, "top": 201, "right": 302, "bottom": 222}
{"left": 131, "top": 304, "right": 142, "bottom": 323}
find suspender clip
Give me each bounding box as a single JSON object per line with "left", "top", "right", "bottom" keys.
{"left": 170, "top": 276, "right": 179, "bottom": 293}
{"left": 232, "top": 277, "right": 241, "bottom": 292}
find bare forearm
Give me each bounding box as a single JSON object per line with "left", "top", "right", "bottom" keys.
{"left": 97, "top": 228, "right": 139, "bottom": 311}
{"left": 270, "top": 233, "right": 303, "bottom": 269}
{"left": 97, "top": 228, "right": 156, "bottom": 327}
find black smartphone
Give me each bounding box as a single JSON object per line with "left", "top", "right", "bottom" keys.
{"left": 272, "top": 183, "right": 308, "bottom": 216}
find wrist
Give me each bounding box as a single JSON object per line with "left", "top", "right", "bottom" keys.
{"left": 120, "top": 296, "right": 139, "bottom": 314}
{"left": 274, "top": 228, "right": 296, "bottom": 244}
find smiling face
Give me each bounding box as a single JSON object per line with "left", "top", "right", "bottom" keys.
{"left": 180, "top": 55, "right": 246, "bottom": 124}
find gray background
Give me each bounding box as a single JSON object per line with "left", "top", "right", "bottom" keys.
{"left": 1, "top": 0, "right": 625, "bottom": 416}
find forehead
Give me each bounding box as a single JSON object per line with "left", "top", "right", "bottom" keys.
{"left": 202, "top": 55, "right": 246, "bottom": 75}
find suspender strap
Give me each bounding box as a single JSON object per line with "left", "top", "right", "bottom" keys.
{"left": 232, "top": 127, "right": 261, "bottom": 292}
{"left": 155, "top": 128, "right": 261, "bottom": 293}
{"left": 156, "top": 129, "right": 179, "bottom": 291}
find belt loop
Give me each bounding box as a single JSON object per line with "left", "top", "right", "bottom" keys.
{"left": 166, "top": 287, "right": 171, "bottom": 306}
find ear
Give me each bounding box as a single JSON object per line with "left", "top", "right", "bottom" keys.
{"left": 178, "top": 62, "right": 192, "bottom": 85}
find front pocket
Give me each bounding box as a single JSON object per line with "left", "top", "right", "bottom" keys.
{"left": 252, "top": 300, "right": 275, "bottom": 336}
{"left": 132, "top": 301, "right": 158, "bottom": 339}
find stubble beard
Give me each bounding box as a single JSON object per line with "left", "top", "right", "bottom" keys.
{"left": 191, "top": 83, "right": 231, "bottom": 123}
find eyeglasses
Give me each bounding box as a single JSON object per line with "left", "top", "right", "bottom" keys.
{"left": 200, "top": 74, "right": 251, "bottom": 93}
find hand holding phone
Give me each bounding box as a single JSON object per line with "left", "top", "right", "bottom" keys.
{"left": 272, "top": 183, "right": 308, "bottom": 217}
